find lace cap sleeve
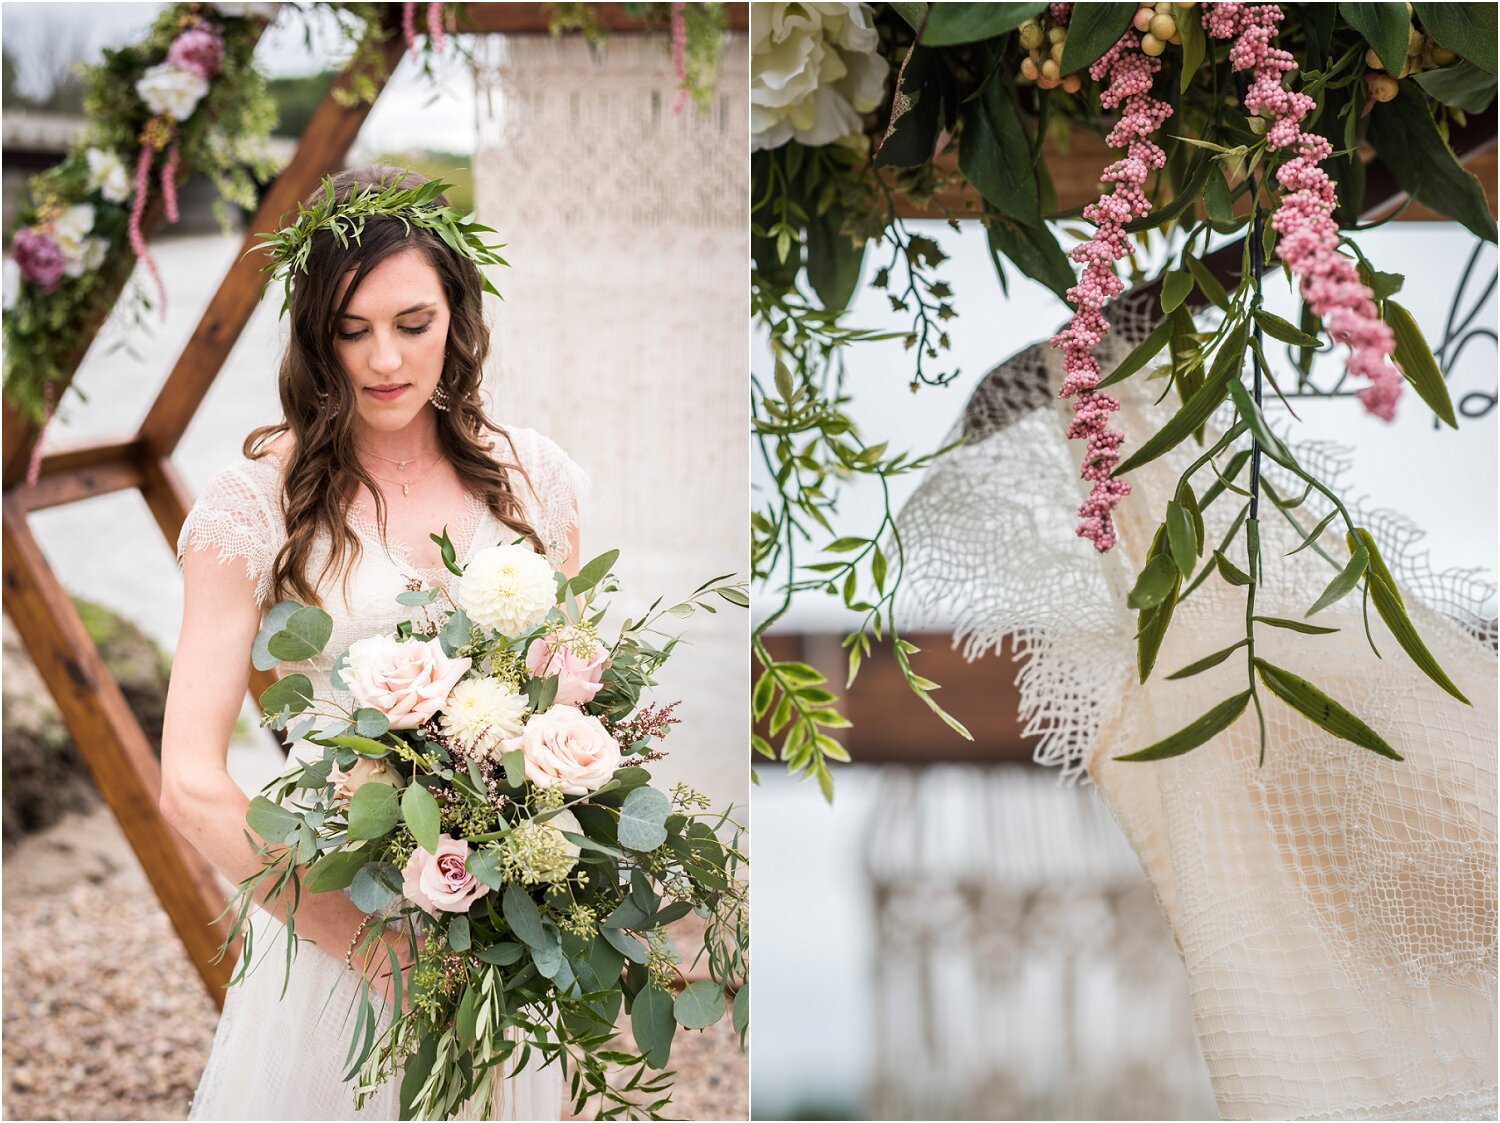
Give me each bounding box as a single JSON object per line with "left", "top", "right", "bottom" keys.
{"left": 502, "top": 426, "right": 590, "bottom": 568}
{"left": 176, "top": 458, "right": 284, "bottom": 606}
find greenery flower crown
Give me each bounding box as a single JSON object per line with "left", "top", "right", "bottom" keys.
{"left": 255, "top": 175, "right": 509, "bottom": 316}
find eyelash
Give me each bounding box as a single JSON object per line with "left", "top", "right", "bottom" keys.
{"left": 335, "top": 324, "right": 432, "bottom": 342}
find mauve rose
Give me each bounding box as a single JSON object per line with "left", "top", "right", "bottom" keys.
{"left": 525, "top": 626, "right": 607, "bottom": 707}
{"left": 402, "top": 835, "right": 487, "bottom": 915}
{"left": 13, "top": 230, "right": 65, "bottom": 294}
{"left": 345, "top": 634, "right": 470, "bottom": 729}
{"left": 167, "top": 27, "right": 225, "bottom": 79}
{"left": 503, "top": 705, "right": 620, "bottom": 796}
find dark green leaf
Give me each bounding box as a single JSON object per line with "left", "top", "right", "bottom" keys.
{"left": 921, "top": 2, "right": 1046, "bottom": 45}
{"left": 402, "top": 782, "right": 441, "bottom": 854}
{"left": 1166, "top": 640, "right": 1248, "bottom": 681}
{"left": 1341, "top": 2, "right": 1414, "bottom": 75}
{"left": 632, "top": 984, "right": 676, "bottom": 1069}
{"left": 1254, "top": 615, "right": 1340, "bottom": 635}
{"left": 1308, "top": 543, "right": 1370, "bottom": 615}
{"left": 1114, "top": 691, "right": 1251, "bottom": 761}
{"left": 960, "top": 71, "right": 1039, "bottom": 225}
{"left": 1385, "top": 299, "right": 1458, "bottom": 429}
{"left": 1059, "top": 3, "right": 1137, "bottom": 74}
{"left": 1412, "top": 60, "right": 1498, "bottom": 112}
{"left": 1161, "top": 269, "right": 1194, "bottom": 313}
{"left": 1253, "top": 308, "right": 1321, "bottom": 348}
{"left": 1253, "top": 659, "right": 1402, "bottom": 759}
{"left": 986, "top": 215, "right": 1075, "bottom": 302}
{"left": 1367, "top": 83, "right": 1497, "bottom": 242}
{"left": 1097, "top": 315, "right": 1172, "bottom": 389}
{"left": 1366, "top": 571, "right": 1471, "bottom": 704}
{"left": 1184, "top": 254, "right": 1230, "bottom": 312}
{"left": 1128, "top": 552, "right": 1180, "bottom": 610}
{"left": 1414, "top": 2, "right": 1497, "bottom": 73}
{"left": 347, "top": 782, "right": 400, "bottom": 841}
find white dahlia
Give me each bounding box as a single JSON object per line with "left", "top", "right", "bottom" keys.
{"left": 751, "top": 2, "right": 890, "bottom": 151}
{"left": 439, "top": 676, "right": 529, "bottom": 759}
{"left": 457, "top": 544, "right": 556, "bottom": 637}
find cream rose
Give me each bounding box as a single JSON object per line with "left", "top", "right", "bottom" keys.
{"left": 456, "top": 543, "right": 557, "bottom": 637}
{"left": 401, "top": 835, "right": 487, "bottom": 916}
{"left": 751, "top": 2, "right": 889, "bottom": 151}
{"left": 335, "top": 756, "right": 405, "bottom": 797}
{"left": 136, "top": 62, "right": 210, "bottom": 121}
{"left": 503, "top": 705, "right": 621, "bottom": 796}
{"left": 344, "top": 635, "right": 471, "bottom": 729}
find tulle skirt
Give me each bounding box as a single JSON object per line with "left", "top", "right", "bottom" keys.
{"left": 188, "top": 912, "right": 563, "bottom": 1121}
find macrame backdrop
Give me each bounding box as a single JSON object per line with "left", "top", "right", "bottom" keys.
{"left": 472, "top": 33, "right": 748, "bottom": 808}
{"left": 898, "top": 287, "right": 1498, "bottom": 1120}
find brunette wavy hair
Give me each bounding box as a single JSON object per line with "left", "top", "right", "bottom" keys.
{"left": 246, "top": 165, "right": 542, "bottom": 606}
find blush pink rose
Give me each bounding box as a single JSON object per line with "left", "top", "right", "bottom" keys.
{"left": 401, "top": 834, "right": 487, "bottom": 915}
{"left": 525, "top": 626, "right": 608, "bottom": 707}
{"left": 345, "top": 634, "right": 470, "bottom": 729}
{"left": 503, "top": 705, "right": 620, "bottom": 795}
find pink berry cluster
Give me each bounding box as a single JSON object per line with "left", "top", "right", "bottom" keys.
{"left": 1050, "top": 29, "right": 1174, "bottom": 552}
{"left": 1204, "top": 2, "right": 1402, "bottom": 420}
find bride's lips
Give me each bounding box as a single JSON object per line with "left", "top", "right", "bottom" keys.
{"left": 364, "top": 383, "right": 410, "bottom": 402}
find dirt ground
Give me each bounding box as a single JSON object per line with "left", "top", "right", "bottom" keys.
{"left": 2, "top": 807, "right": 746, "bottom": 1121}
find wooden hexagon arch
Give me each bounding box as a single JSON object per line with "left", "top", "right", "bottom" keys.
{"left": 0, "top": 2, "right": 748, "bottom": 1005}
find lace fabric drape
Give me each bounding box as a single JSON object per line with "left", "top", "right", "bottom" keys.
{"left": 472, "top": 31, "right": 749, "bottom": 808}
{"left": 177, "top": 428, "right": 584, "bottom": 1120}
{"left": 898, "top": 288, "right": 1498, "bottom": 1119}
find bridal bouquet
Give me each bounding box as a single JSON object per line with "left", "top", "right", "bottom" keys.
{"left": 222, "top": 532, "right": 748, "bottom": 1120}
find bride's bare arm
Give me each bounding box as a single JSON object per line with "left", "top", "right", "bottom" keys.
{"left": 160, "top": 547, "right": 398, "bottom": 979}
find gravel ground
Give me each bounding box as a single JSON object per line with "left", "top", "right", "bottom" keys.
{"left": 3, "top": 807, "right": 746, "bottom": 1121}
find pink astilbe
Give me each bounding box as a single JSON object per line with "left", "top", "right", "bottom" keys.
{"left": 1050, "top": 30, "right": 1173, "bottom": 551}
{"left": 128, "top": 146, "right": 167, "bottom": 314}
{"left": 1205, "top": 2, "right": 1401, "bottom": 420}
{"left": 670, "top": 2, "right": 689, "bottom": 114}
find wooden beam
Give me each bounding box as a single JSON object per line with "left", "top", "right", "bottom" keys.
{"left": 138, "top": 33, "right": 408, "bottom": 458}
{"left": 462, "top": 2, "right": 748, "bottom": 34}
{"left": 2, "top": 495, "right": 235, "bottom": 1002}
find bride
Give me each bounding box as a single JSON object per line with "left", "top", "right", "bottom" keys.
{"left": 161, "top": 166, "right": 582, "bottom": 1120}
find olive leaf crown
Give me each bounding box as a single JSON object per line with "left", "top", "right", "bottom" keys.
{"left": 254, "top": 175, "right": 509, "bottom": 317}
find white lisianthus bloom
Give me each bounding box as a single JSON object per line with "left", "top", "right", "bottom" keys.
{"left": 51, "top": 205, "right": 106, "bottom": 279}
{"left": 136, "top": 62, "right": 210, "bottom": 121}
{"left": 85, "top": 148, "right": 131, "bottom": 204}
{"left": 439, "top": 676, "right": 529, "bottom": 759}
{"left": 3, "top": 259, "right": 21, "bottom": 311}
{"left": 751, "top": 2, "right": 890, "bottom": 151}
{"left": 457, "top": 544, "right": 557, "bottom": 637}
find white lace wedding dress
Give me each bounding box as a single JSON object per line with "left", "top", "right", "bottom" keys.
{"left": 177, "top": 425, "right": 587, "bottom": 1121}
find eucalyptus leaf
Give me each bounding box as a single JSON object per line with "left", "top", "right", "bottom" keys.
{"left": 1253, "top": 659, "right": 1402, "bottom": 759}
{"left": 674, "top": 980, "right": 726, "bottom": 1029}
{"left": 402, "top": 782, "right": 441, "bottom": 854}
{"left": 617, "top": 786, "right": 672, "bottom": 852}
{"left": 347, "top": 782, "right": 400, "bottom": 841}
{"left": 1114, "top": 691, "right": 1251, "bottom": 761}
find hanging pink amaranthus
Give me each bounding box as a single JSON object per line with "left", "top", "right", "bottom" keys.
{"left": 670, "top": 2, "right": 689, "bottom": 114}
{"left": 1204, "top": 2, "right": 1401, "bottom": 420}
{"left": 1050, "top": 30, "right": 1173, "bottom": 551}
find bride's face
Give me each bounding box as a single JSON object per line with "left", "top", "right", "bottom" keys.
{"left": 331, "top": 247, "right": 451, "bottom": 434}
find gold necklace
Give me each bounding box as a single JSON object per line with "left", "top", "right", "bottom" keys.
{"left": 356, "top": 443, "right": 440, "bottom": 473}
{"left": 364, "top": 459, "right": 442, "bottom": 498}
